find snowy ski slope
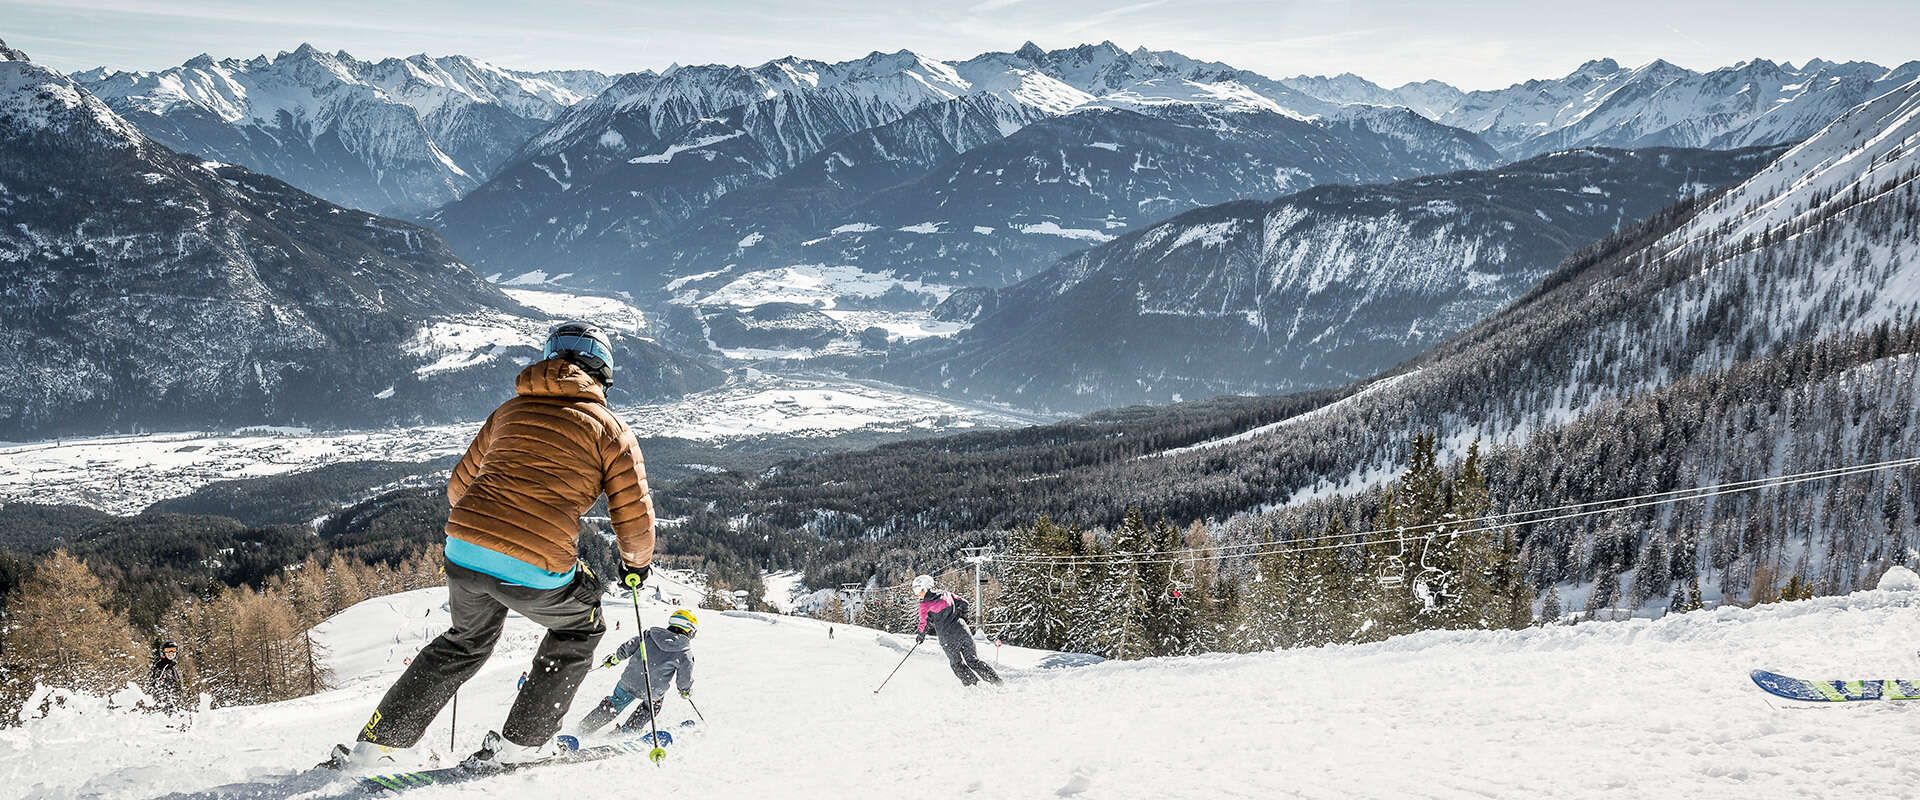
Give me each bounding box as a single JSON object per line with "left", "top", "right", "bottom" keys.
{"left": 9, "top": 571, "right": 1920, "bottom": 798}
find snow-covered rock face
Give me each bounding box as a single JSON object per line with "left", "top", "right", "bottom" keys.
{"left": 0, "top": 55, "right": 145, "bottom": 146}
{"left": 1430, "top": 58, "right": 1920, "bottom": 157}
{"left": 885, "top": 145, "right": 1780, "bottom": 410}
{"left": 0, "top": 61, "right": 711, "bottom": 439}
{"left": 1279, "top": 58, "right": 1920, "bottom": 160}
{"left": 72, "top": 46, "right": 612, "bottom": 215}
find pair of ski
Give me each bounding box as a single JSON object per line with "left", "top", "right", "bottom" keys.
{"left": 165, "top": 722, "right": 696, "bottom": 799}
{"left": 1749, "top": 669, "right": 1920, "bottom": 703}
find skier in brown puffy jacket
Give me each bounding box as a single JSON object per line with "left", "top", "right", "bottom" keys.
{"left": 327, "top": 322, "right": 656, "bottom": 772}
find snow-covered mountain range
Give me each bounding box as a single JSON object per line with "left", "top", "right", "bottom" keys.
{"left": 1284, "top": 57, "right": 1920, "bottom": 158}
{"left": 73, "top": 45, "right": 612, "bottom": 215}
{"left": 885, "top": 145, "right": 1781, "bottom": 409}
{"left": 673, "top": 72, "right": 1920, "bottom": 616}
{"left": 78, "top": 41, "right": 1916, "bottom": 307}
{"left": 428, "top": 41, "right": 1498, "bottom": 293}
{"left": 0, "top": 41, "right": 707, "bottom": 439}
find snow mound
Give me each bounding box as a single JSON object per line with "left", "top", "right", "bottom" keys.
{"left": 1877, "top": 565, "right": 1920, "bottom": 591}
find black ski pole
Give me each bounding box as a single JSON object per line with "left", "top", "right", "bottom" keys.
{"left": 627, "top": 576, "right": 668, "bottom": 765}
{"left": 683, "top": 694, "right": 707, "bottom": 724}
{"left": 873, "top": 640, "right": 920, "bottom": 695}
{"left": 449, "top": 690, "right": 458, "bottom": 754}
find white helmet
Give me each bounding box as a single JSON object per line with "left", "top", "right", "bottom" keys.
{"left": 911, "top": 574, "right": 936, "bottom": 596}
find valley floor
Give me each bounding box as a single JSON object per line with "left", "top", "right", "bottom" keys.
{"left": 0, "top": 373, "right": 1044, "bottom": 515}
{"left": 7, "top": 574, "right": 1920, "bottom": 798}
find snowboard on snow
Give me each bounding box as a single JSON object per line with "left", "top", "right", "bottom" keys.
{"left": 355, "top": 721, "right": 700, "bottom": 796}
{"left": 1750, "top": 669, "right": 1920, "bottom": 702}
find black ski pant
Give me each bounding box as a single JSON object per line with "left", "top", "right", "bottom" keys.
{"left": 940, "top": 632, "right": 1001, "bottom": 686}
{"left": 358, "top": 561, "right": 606, "bottom": 749}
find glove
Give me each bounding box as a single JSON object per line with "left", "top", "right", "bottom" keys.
{"left": 915, "top": 632, "right": 926, "bottom": 645}
{"left": 600, "top": 654, "right": 621, "bottom": 669}
{"left": 679, "top": 689, "right": 691, "bottom": 699}
{"left": 621, "top": 563, "right": 650, "bottom": 589}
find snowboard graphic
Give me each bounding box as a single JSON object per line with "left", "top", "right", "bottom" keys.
{"left": 1750, "top": 669, "right": 1920, "bottom": 702}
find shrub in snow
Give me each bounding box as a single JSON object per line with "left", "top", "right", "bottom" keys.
{"left": 1876, "top": 566, "right": 1920, "bottom": 592}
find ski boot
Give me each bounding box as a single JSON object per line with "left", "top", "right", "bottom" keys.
{"left": 466, "top": 730, "right": 558, "bottom": 770}
{"left": 322, "top": 741, "right": 439, "bottom": 774}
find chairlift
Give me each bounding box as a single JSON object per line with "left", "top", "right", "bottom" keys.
{"left": 1166, "top": 561, "right": 1193, "bottom": 601}
{"left": 1411, "top": 530, "right": 1459, "bottom": 615}
{"left": 1376, "top": 527, "right": 1408, "bottom": 588}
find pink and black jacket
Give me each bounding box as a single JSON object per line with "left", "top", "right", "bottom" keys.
{"left": 917, "top": 590, "right": 971, "bottom": 640}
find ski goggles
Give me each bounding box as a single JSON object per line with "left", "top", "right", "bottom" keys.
{"left": 543, "top": 334, "right": 612, "bottom": 366}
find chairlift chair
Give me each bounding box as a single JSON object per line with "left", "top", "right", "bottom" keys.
{"left": 1411, "top": 530, "right": 1459, "bottom": 614}
{"left": 1376, "top": 528, "right": 1409, "bottom": 587}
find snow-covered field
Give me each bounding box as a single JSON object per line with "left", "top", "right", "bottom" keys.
{"left": 11, "top": 572, "right": 1920, "bottom": 798}
{"left": 406, "top": 286, "right": 648, "bottom": 377}
{"left": 0, "top": 374, "right": 1041, "bottom": 515}
{"left": 675, "top": 264, "right": 968, "bottom": 359}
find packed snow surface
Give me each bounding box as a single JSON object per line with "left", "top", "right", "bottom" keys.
{"left": 11, "top": 574, "right": 1920, "bottom": 797}
{"left": 0, "top": 374, "right": 1036, "bottom": 514}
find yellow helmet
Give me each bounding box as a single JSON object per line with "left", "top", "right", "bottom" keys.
{"left": 667, "top": 609, "right": 698, "bottom": 636}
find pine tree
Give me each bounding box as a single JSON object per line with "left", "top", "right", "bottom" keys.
{"left": 855, "top": 586, "right": 910, "bottom": 634}
{"left": 1181, "top": 520, "right": 1227, "bottom": 654}
{"left": 1000, "top": 519, "right": 1077, "bottom": 650}
{"left": 1748, "top": 562, "right": 1781, "bottom": 606}
{"left": 0, "top": 550, "right": 142, "bottom": 698}
{"left": 1442, "top": 441, "right": 1497, "bottom": 629}
{"left": 1540, "top": 585, "right": 1563, "bottom": 625}
{"left": 1099, "top": 512, "right": 1153, "bottom": 660}
{"left": 1585, "top": 565, "right": 1622, "bottom": 620}
{"left": 1142, "top": 520, "right": 1195, "bottom": 656}
{"left": 1230, "top": 535, "right": 1291, "bottom": 652}
{"left": 814, "top": 594, "right": 847, "bottom": 624}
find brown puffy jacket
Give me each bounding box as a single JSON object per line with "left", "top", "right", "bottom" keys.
{"left": 445, "top": 358, "right": 654, "bottom": 574}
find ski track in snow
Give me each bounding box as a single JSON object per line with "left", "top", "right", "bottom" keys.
{"left": 11, "top": 577, "right": 1920, "bottom": 798}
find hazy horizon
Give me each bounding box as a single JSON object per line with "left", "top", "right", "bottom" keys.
{"left": 5, "top": 0, "right": 1915, "bottom": 91}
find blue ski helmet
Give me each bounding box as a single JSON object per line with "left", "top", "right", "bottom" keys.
{"left": 543, "top": 322, "right": 615, "bottom": 386}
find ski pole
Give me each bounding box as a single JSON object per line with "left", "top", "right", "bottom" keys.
{"left": 873, "top": 640, "right": 920, "bottom": 695}
{"left": 683, "top": 694, "right": 707, "bottom": 724}
{"left": 449, "top": 690, "right": 458, "bottom": 754}
{"left": 627, "top": 576, "right": 668, "bottom": 765}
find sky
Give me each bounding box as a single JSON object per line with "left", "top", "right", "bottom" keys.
{"left": 5, "top": 0, "right": 1916, "bottom": 90}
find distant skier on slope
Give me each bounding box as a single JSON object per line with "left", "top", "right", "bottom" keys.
{"left": 147, "top": 640, "right": 185, "bottom": 715}
{"left": 576, "top": 609, "right": 698, "bottom": 735}
{"left": 325, "top": 322, "right": 657, "bottom": 773}
{"left": 914, "top": 575, "right": 1001, "bottom": 687}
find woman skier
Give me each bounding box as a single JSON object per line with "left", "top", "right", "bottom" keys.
{"left": 914, "top": 575, "right": 1001, "bottom": 687}
{"left": 576, "top": 609, "right": 698, "bottom": 735}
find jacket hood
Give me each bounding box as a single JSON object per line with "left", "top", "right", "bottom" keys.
{"left": 649, "top": 627, "right": 693, "bottom": 653}
{"left": 516, "top": 358, "right": 607, "bottom": 402}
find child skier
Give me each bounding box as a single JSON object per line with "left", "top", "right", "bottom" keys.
{"left": 325, "top": 322, "right": 657, "bottom": 772}
{"left": 914, "top": 575, "right": 1001, "bottom": 687}
{"left": 576, "top": 609, "right": 698, "bottom": 735}
{"left": 147, "top": 640, "right": 184, "bottom": 715}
